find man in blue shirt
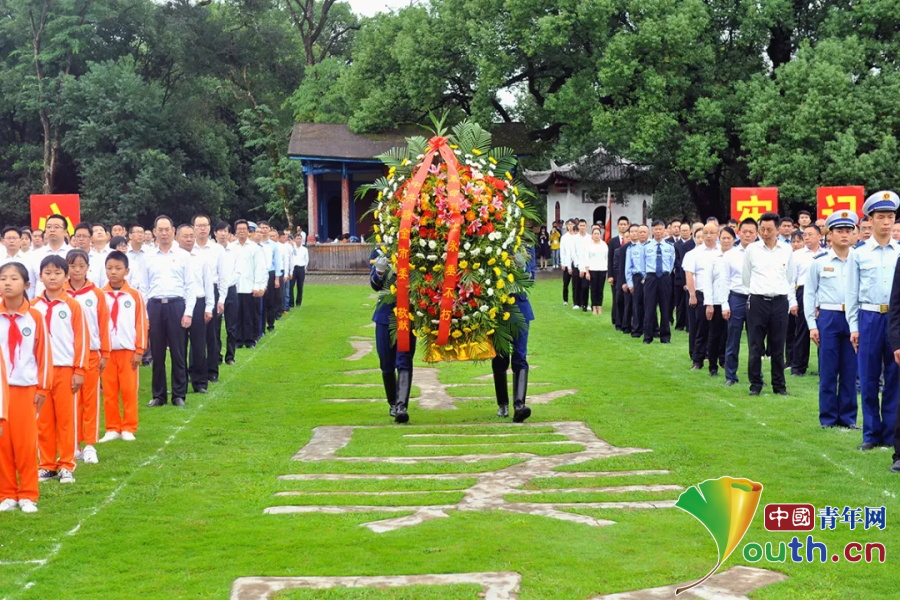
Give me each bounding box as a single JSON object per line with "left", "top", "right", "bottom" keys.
{"left": 641, "top": 220, "right": 675, "bottom": 344}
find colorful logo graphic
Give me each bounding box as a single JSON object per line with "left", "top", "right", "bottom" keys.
{"left": 22, "top": 327, "right": 32, "bottom": 337}
{"left": 674, "top": 476, "right": 763, "bottom": 595}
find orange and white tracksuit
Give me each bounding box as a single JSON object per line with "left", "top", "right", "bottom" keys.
{"left": 32, "top": 294, "right": 88, "bottom": 473}
{"left": 101, "top": 282, "right": 147, "bottom": 435}
{"left": 0, "top": 299, "right": 52, "bottom": 502}
{"left": 66, "top": 281, "right": 110, "bottom": 446}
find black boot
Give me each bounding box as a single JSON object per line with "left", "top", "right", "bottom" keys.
{"left": 382, "top": 372, "right": 397, "bottom": 418}
{"left": 512, "top": 369, "right": 531, "bottom": 423}
{"left": 493, "top": 364, "right": 509, "bottom": 417}
{"left": 395, "top": 369, "right": 411, "bottom": 424}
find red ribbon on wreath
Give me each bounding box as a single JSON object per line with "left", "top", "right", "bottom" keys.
{"left": 395, "top": 136, "right": 464, "bottom": 352}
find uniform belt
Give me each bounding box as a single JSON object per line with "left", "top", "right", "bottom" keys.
{"left": 861, "top": 303, "right": 890, "bottom": 314}
{"left": 819, "top": 303, "right": 845, "bottom": 312}
{"left": 751, "top": 294, "right": 787, "bottom": 302}
{"left": 148, "top": 296, "right": 183, "bottom": 304}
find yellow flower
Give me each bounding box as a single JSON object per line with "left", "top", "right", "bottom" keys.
{"left": 516, "top": 201, "right": 524, "bottom": 208}
{"left": 459, "top": 260, "right": 468, "bottom": 269}
{"left": 492, "top": 267, "right": 500, "bottom": 277}
{"left": 375, "top": 235, "right": 382, "bottom": 243}
{"left": 488, "top": 156, "right": 497, "bottom": 165}
{"left": 471, "top": 323, "right": 480, "bottom": 330}
{"left": 401, "top": 158, "right": 409, "bottom": 166}
{"left": 505, "top": 171, "right": 512, "bottom": 180}
{"left": 433, "top": 264, "right": 443, "bottom": 272}
{"left": 507, "top": 273, "right": 514, "bottom": 282}
{"left": 500, "top": 294, "right": 508, "bottom": 302}
{"left": 513, "top": 186, "right": 519, "bottom": 195}
{"left": 463, "top": 327, "right": 471, "bottom": 333}
{"left": 390, "top": 285, "right": 397, "bottom": 294}
{"left": 450, "top": 144, "right": 459, "bottom": 149}
{"left": 501, "top": 251, "right": 509, "bottom": 260}
{"left": 485, "top": 328, "right": 494, "bottom": 335}
{"left": 451, "top": 330, "right": 462, "bottom": 339}
{"left": 444, "top": 345, "right": 454, "bottom": 351}
{"left": 497, "top": 279, "right": 505, "bottom": 289}
{"left": 473, "top": 262, "right": 481, "bottom": 269}
{"left": 508, "top": 296, "right": 516, "bottom": 304}
{"left": 503, "top": 312, "right": 510, "bottom": 321}
{"left": 504, "top": 259, "right": 511, "bottom": 267}
{"left": 391, "top": 254, "right": 398, "bottom": 263}
{"left": 489, "top": 308, "right": 498, "bottom": 319}
{"left": 422, "top": 326, "right": 432, "bottom": 334}
{"left": 419, "top": 266, "right": 427, "bottom": 272}
{"left": 472, "top": 149, "right": 483, "bottom": 155}
{"left": 373, "top": 224, "right": 380, "bottom": 233}
{"left": 487, "top": 257, "right": 497, "bottom": 265}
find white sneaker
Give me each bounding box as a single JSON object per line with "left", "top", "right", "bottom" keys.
{"left": 563, "top": 302, "right": 568, "bottom": 306}
{"left": 18, "top": 499, "right": 38, "bottom": 513}
{"left": 572, "top": 305, "right": 580, "bottom": 310}
{"left": 0, "top": 498, "right": 18, "bottom": 512}
{"left": 121, "top": 431, "right": 136, "bottom": 442}
{"left": 82, "top": 445, "right": 98, "bottom": 464}
{"left": 98, "top": 431, "right": 121, "bottom": 443}
{"left": 74, "top": 449, "right": 83, "bottom": 461}
{"left": 58, "top": 468, "right": 76, "bottom": 484}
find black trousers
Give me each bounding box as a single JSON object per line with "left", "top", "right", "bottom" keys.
{"left": 643, "top": 273, "right": 672, "bottom": 342}
{"left": 264, "top": 271, "right": 280, "bottom": 328}
{"left": 186, "top": 296, "right": 208, "bottom": 389}
{"left": 562, "top": 267, "right": 573, "bottom": 303}
{"left": 589, "top": 271, "right": 606, "bottom": 307}
{"left": 707, "top": 305, "right": 727, "bottom": 372}
{"left": 292, "top": 266, "right": 306, "bottom": 307}
{"left": 630, "top": 274, "right": 645, "bottom": 334}
{"left": 223, "top": 286, "right": 238, "bottom": 361}
{"left": 572, "top": 263, "right": 585, "bottom": 307}
{"left": 690, "top": 291, "right": 709, "bottom": 366}
{"left": 792, "top": 286, "right": 811, "bottom": 373}
{"left": 674, "top": 280, "right": 687, "bottom": 329}
{"left": 237, "top": 292, "right": 258, "bottom": 345}
{"left": 148, "top": 298, "right": 187, "bottom": 401}
{"left": 609, "top": 278, "right": 617, "bottom": 325}
{"left": 620, "top": 285, "right": 633, "bottom": 333}
{"left": 206, "top": 285, "right": 220, "bottom": 378}
{"left": 748, "top": 294, "right": 788, "bottom": 392}
{"left": 786, "top": 312, "right": 796, "bottom": 365}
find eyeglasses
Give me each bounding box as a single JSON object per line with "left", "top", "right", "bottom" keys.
{"left": 72, "top": 234, "right": 90, "bottom": 240}
{"left": 45, "top": 224, "right": 65, "bottom": 231}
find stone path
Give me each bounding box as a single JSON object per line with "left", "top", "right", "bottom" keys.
{"left": 265, "top": 421, "right": 679, "bottom": 532}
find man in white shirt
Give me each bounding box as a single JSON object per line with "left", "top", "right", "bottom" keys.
{"left": 125, "top": 224, "right": 147, "bottom": 290}
{"left": 573, "top": 219, "right": 591, "bottom": 311}
{"left": 215, "top": 221, "right": 239, "bottom": 365}
{"left": 790, "top": 224, "right": 821, "bottom": 376}
{"left": 88, "top": 223, "right": 110, "bottom": 287}
{"left": 230, "top": 220, "right": 267, "bottom": 350}
{"left": 715, "top": 218, "right": 758, "bottom": 386}
{"left": 291, "top": 236, "right": 309, "bottom": 308}
{"left": 683, "top": 223, "right": 721, "bottom": 371}
{"left": 177, "top": 224, "right": 214, "bottom": 395}
{"left": 0, "top": 226, "right": 26, "bottom": 265}
{"left": 279, "top": 230, "right": 294, "bottom": 314}
{"left": 742, "top": 212, "right": 798, "bottom": 396}
{"left": 191, "top": 214, "right": 225, "bottom": 383}
{"left": 258, "top": 222, "right": 283, "bottom": 333}
{"left": 558, "top": 219, "right": 577, "bottom": 306}
{"left": 141, "top": 215, "right": 198, "bottom": 407}
{"left": 31, "top": 228, "right": 44, "bottom": 250}
{"left": 27, "top": 213, "right": 72, "bottom": 299}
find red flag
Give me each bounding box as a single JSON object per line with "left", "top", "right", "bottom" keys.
{"left": 604, "top": 187, "right": 612, "bottom": 243}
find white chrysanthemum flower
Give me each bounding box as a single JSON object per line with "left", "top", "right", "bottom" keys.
{"left": 470, "top": 247, "right": 481, "bottom": 256}
{"left": 428, "top": 240, "right": 437, "bottom": 250}
{"left": 478, "top": 268, "right": 485, "bottom": 275}
{"left": 487, "top": 288, "right": 494, "bottom": 296}
{"left": 416, "top": 311, "right": 424, "bottom": 316}
{"left": 484, "top": 246, "right": 492, "bottom": 254}
{"left": 480, "top": 305, "right": 489, "bottom": 312}
{"left": 419, "top": 239, "right": 427, "bottom": 247}
{"left": 416, "top": 253, "right": 426, "bottom": 259}
{"left": 464, "top": 242, "right": 471, "bottom": 250}
{"left": 461, "top": 315, "right": 470, "bottom": 321}
{"left": 426, "top": 254, "right": 437, "bottom": 261}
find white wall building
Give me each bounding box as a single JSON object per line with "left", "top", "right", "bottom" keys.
{"left": 524, "top": 152, "right": 652, "bottom": 228}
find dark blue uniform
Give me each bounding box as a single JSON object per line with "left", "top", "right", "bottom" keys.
{"left": 370, "top": 250, "right": 415, "bottom": 420}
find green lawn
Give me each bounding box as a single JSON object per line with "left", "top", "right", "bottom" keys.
{"left": 0, "top": 279, "right": 895, "bottom": 599}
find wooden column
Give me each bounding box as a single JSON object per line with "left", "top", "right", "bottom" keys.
{"left": 307, "top": 173, "right": 318, "bottom": 242}
{"left": 341, "top": 174, "right": 351, "bottom": 236}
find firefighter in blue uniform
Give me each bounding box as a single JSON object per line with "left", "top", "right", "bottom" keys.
{"left": 370, "top": 249, "right": 416, "bottom": 423}
{"left": 847, "top": 191, "right": 900, "bottom": 451}
{"left": 492, "top": 247, "right": 535, "bottom": 423}
{"left": 805, "top": 210, "right": 859, "bottom": 430}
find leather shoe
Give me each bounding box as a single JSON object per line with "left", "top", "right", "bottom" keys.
{"left": 148, "top": 397, "right": 166, "bottom": 407}
{"left": 891, "top": 460, "right": 900, "bottom": 473}
{"left": 709, "top": 369, "right": 718, "bottom": 377}
{"left": 208, "top": 376, "right": 219, "bottom": 383}
{"left": 193, "top": 387, "right": 208, "bottom": 394}
{"left": 749, "top": 389, "right": 761, "bottom": 396}
{"left": 774, "top": 390, "right": 789, "bottom": 396}
{"left": 172, "top": 397, "right": 186, "bottom": 407}
{"left": 690, "top": 364, "right": 702, "bottom": 371}
{"left": 842, "top": 424, "right": 861, "bottom": 430}
{"left": 859, "top": 442, "right": 877, "bottom": 451}
{"left": 642, "top": 339, "right": 652, "bottom": 344}
{"left": 724, "top": 379, "right": 736, "bottom": 387}
{"left": 225, "top": 359, "right": 235, "bottom": 365}
{"left": 497, "top": 404, "right": 509, "bottom": 418}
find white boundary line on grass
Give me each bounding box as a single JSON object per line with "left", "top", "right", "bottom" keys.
{"left": 3, "top": 330, "right": 276, "bottom": 599}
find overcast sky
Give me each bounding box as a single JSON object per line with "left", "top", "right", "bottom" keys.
{"left": 346, "top": 0, "right": 420, "bottom": 17}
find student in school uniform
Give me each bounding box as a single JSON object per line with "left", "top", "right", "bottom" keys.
{"left": 99, "top": 251, "right": 148, "bottom": 443}
{"left": 0, "top": 262, "right": 51, "bottom": 513}
{"left": 0, "top": 352, "right": 11, "bottom": 509}
{"left": 64, "top": 249, "right": 111, "bottom": 465}
{"left": 32, "top": 255, "right": 89, "bottom": 485}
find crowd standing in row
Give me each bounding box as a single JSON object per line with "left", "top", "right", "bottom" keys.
{"left": 557, "top": 192, "right": 900, "bottom": 474}
{"left": 0, "top": 215, "right": 310, "bottom": 513}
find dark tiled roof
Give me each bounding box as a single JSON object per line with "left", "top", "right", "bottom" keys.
{"left": 524, "top": 149, "right": 647, "bottom": 186}
{"left": 288, "top": 122, "right": 532, "bottom": 161}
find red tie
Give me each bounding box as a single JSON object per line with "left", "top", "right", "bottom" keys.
{"left": 107, "top": 291, "right": 123, "bottom": 332}
{"left": 3, "top": 313, "right": 21, "bottom": 372}
{"left": 43, "top": 298, "right": 61, "bottom": 336}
